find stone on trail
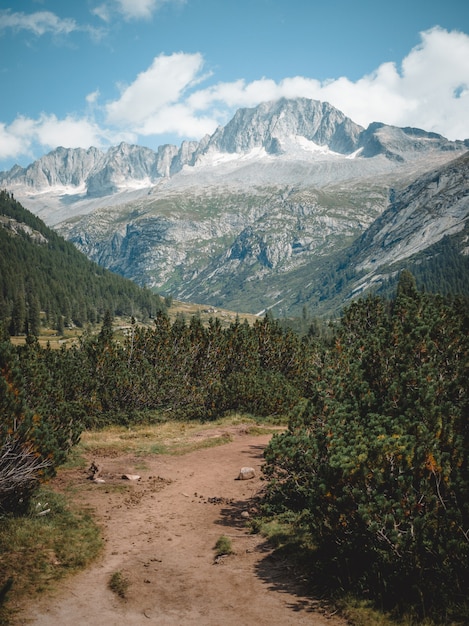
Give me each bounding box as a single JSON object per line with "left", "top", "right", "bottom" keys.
{"left": 237, "top": 467, "right": 255, "bottom": 480}
{"left": 122, "top": 474, "right": 141, "bottom": 481}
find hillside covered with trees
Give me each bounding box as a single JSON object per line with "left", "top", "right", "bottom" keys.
{"left": 0, "top": 189, "right": 166, "bottom": 334}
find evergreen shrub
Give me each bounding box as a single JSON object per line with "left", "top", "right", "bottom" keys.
{"left": 263, "top": 272, "right": 469, "bottom": 620}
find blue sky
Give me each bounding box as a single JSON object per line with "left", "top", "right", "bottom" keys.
{"left": 1, "top": 0, "right": 469, "bottom": 171}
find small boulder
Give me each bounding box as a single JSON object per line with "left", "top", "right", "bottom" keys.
{"left": 237, "top": 467, "right": 255, "bottom": 480}
{"left": 122, "top": 474, "right": 141, "bottom": 481}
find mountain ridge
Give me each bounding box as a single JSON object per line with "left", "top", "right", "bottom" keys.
{"left": 2, "top": 98, "right": 466, "bottom": 202}
{"left": 1, "top": 97, "right": 468, "bottom": 317}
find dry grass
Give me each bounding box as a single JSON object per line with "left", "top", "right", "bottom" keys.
{"left": 74, "top": 415, "right": 280, "bottom": 460}
{"left": 9, "top": 301, "right": 258, "bottom": 349}
{"left": 9, "top": 328, "right": 81, "bottom": 349}
{"left": 168, "top": 301, "right": 258, "bottom": 327}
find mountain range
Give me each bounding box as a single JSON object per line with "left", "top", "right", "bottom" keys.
{"left": 1, "top": 97, "right": 468, "bottom": 317}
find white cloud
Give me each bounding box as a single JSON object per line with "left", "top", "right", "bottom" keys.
{"left": 115, "top": 0, "right": 186, "bottom": 20}
{"left": 1, "top": 26, "right": 468, "bottom": 170}
{"left": 0, "top": 114, "right": 135, "bottom": 166}
{"left": 86, "top": 90, "right": 101, "bottom": 105}
{"left": 115, "top": 0, "right": 158, "bottom": 20}
{"left": 105, "top": 52, "right": 206, "bottom": 126}
{"left": 102, "top": 27, "right": 469, "bottom": 144}
{"left": 0, "top": 9, "right": 77, "bottom": 36}
{"left": 303, "top": 27, "right": 469, "bottom": 139}
{"left": 91, "top": 4, "right": 111, "bottom": 23}
{"left": 177, "top": 28, "right": 469, "bottom": 141}
{"left": 137, "top": 104, "right": 219, "bottom": 138}
{"left": 34, "top": 114, "right": 107, "bottom": 149}
{"left": 0, "top": 120, "right": 33, "bottom": 161}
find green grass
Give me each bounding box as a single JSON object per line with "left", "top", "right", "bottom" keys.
{"left": 251, "top": 516, "right": 300, "bottom": 549}
{"left": 213, "top": 535, "right": 233, "bottom": 557}
{"left": 108, "top": 571, "right": 130, "bottom": 599}
{"left": 0, "top": 487, "right": 103, "bottom": 623}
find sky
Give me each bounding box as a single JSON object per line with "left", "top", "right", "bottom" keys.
{"left": 1, "top": 0, "right": 469, "bottom": 171}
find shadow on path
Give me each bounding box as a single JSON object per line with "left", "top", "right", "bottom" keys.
{"left": 213, "top": 458, "right": 345, "bottom": 621}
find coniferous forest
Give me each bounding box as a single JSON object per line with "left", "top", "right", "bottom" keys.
{"left": 0, "top": 190, "right": 166, "bottom": 332}
{"left": 1, "top": 189, "right": 469, "bottom": 622}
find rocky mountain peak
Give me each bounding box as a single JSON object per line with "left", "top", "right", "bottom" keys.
{"left": 7, "top": 145, "right": 104, "bottom": 190}
{"left": 357, "top": 122, "right": 466, "bottom": 161}
{"left": 199, "top": 97, "right": 363, "bottom": 156}
{"left": 2, "top": 98, "right": 467, "bottom": 203}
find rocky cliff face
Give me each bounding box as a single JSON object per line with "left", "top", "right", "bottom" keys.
{"left": 351, "top": 150, "right": 469, "bottom": 288}
{"left": 1, "top": 98, "right": 468, "bottom": 316}
{"left": 198, "top": 98, "right": 364, "bottom": 155}
{"left": 5, "top": 146, "right": 104, "bottom": 190}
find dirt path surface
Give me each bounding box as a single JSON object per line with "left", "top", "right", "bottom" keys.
{"left": 18, "top": 427, "right": 349, "bottom": 625}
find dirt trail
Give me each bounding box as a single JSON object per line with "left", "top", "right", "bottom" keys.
{"left": 17, "top": 427, "right": 348, "bottom": 625}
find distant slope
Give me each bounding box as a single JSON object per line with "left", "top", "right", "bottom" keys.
{"left": 296, "top": 151, "right": 469, "bottom": 316}
{"left": 0, "top": 190, "right": 166, "bottom": 333}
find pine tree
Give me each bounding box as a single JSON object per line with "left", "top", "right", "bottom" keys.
{"left": 27, "top": 294, "right": 41, "bottom": 337}
{"left": 9, "top": 291, "right": 26, "bottom": 336}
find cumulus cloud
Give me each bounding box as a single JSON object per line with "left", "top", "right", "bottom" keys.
{"left": 297, "top": 27, "right": 469, "bottom": 139}
{"left": 86, "top": 90, "right": 101, "bottom": 105}
{"left": 101, "top": 27, "right": 469, "bottom": 143}
{"left": 33, "top": 114, "right": 109, "bottom": 150}
{"left": 0, "top": 119, "right": 34, "bottom": 161}
{"left": 105, "top": 52, "right": 207, "bottom": 126}
{"left": 115, "top": 0, "right": 160, "bottom": 20}
{"left": 176, "top": 27, "right": 469, "bottom": 141}
{"left": 92, "top": 0, "right": 186, "bottom": 22}
{"left": 91, "top": 4, "right": 111, "bottom": 23}
{"left": 0, "top": 114, "right": 135, "bottom": 165}
{"left": 0, "top": 9, "right": 77, "bottom": 36}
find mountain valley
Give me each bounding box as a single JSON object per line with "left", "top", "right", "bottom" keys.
{"left": 1, "top": 98, "right": 468, "bottom": 317}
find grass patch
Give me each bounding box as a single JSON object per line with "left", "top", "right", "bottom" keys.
{"left": 108, "top": 571, "right": 130, "bottom": 599}
{"left": 169, "top": 433, "right": 233, "bottom": 456}
{"left": 58, "top": 443, "right": 89, "bottom": 470}
{"left": 0, "top": 487, "right": 103, "bottom": 623}
{"left": 76, "top": 414, "right": 282, "bottom": 459}
{"left": 214, "top": 535, "right": 233, "bottom": 557}
{"left": 251, "top": 517, "right": 299, "bottom": 549}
